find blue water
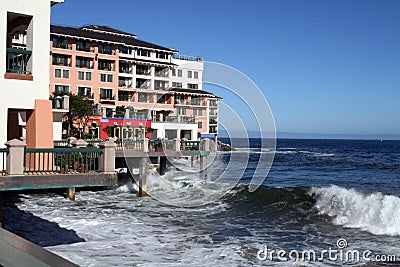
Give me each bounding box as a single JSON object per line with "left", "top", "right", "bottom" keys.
{"left": 3, "top": 138, "right": 400, "bottom": 266}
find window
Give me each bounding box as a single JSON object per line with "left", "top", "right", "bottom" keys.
{"left": 52, "top": 54, "right": 70, "bottom": 66}
{"left": 193, "top": 108, "right": 203, "bottom": 116}
{"left": 178, "top": 70, "right": 182, "bottom": 77}
{"left": 55, "top": 69, "right": 61, "bottom": 78}
{"left": 157, "top": 94, "right": 170, "bottom": 104}
{"left": 118, "top": 46, "right": 131, "bottom": 54}
{"left": 100, "top": 74, "right": 113, "bottom": 83}
{"left": 54, "top": 85, "right": 69, "bottom": 93}
{"left": 78, "top": 87, "right": 92, "bottom": 98}
{"left": 52, "top": 37, "right": 69, "bottom": 49}
{"left": 188, "top": 83, "right": 199, "bottom": 89}
{"left": 98, "top": 43, "right": 112, "bottom": 54}
{"left": 194, "top": 71, "right": 199, "bottom": 79}
{"left": 209, "top": 108, "right": 217, "bottom": 116}
{"left": 136, "top": 78, "right": 150, "bottom": 89}
{"left": 98, "top": 60, "right": 113, "bottom": 71}
{"left": 136, "top": 65, "right": 150, "bottom": 75}
{"left": 78, "top": 71, "right": 84, "bottom": 80}
{"left": 6, "top": 13, "right": 33, "bottom": 76}
{"left": 174, "top": 95, "right": 185, "bottom": 104}
{"left": 55, "top": 69, "right": 69, "bottom": 79}
{"left": 138, "top": 93, "right": 149, "bottom": 103}
{"left": 155, "top": 67, "right": 168, "bottom": 77}
{"left": 156, "top": 51, "right": 168, "bottom": 59}
{"left": 63, "top": 69, "right": 69, "bottom": 79}
{"left": 155, "top": 80, "right": 168, "bottom": 90}
{"left": 177, "top": 108, "right": 186, "bottom": 116}
{"left": 76, "top": 41, "right": 91, "bottom": 52}
{"left": 76, "top": 56, "right": 91, "bottom": 68}
{"left": 86, "top": 72, "right": 92, "bottom": 81}
{"left": 191, "top": 96, "right": 201, "bottom": 105}
{"left": 100, "top": 88, "right": 114, "bottom": 100}
{"left": 188, "top": 71, "right": 192, "bottom": 78}
{"left": 172, "top": 82, "right": 182, "bottom": 88}
{"left": 118, "top": 91, "right": 130, "bottom": 102}
{"left": 198, "top": 122, "right": 203, "bottom": 129}
{"left": 172, "top": 69, "right": 176, "bottom": 76}
{"left": 137, "top": 49, "right": 150, "bottom": 57}
{"left": 209, "top": 99, "right": 218, "bottom": 106}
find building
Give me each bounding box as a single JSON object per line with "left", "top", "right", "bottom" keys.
{"left": 49, "top": 25, "right": 220, "bottom": 141}
{"left": 0, "top": 0, "right": 64, "bottom": 148}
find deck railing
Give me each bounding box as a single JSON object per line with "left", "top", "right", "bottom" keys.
{"left": 54, "top": 140, "right": 69, "bottom": 147}
{"left": 115, "top": 140, "right": 144, "bottom": 151}
{"left": 180, "top": 141, "right": 200, "bottom": 151}
{"left": 0, "top": 148, "right": 8, "bottom": 175}
{"left": 24, "top": 147, "right": 102, "bottom": 174}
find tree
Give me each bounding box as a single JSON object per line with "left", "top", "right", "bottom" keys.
{"left": 52, "top": 92, "right": 94, "bottom": 137}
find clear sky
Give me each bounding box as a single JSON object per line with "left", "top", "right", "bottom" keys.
{"left": 51, "top": 0, "right": 400, "bottom": 137}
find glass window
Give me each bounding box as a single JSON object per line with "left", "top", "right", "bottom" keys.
{"left": 107, "top": 74, "right": 113, "bottom": 83}
{"left": 86, "top": 72, "right": 92, "bottom": 81}
{"left": 188, "top": 83, "right": 198, "bottom": 89}
{"left": 178, "top": 69, "right": 182, "bottom": 77}
{"left": 100, "top": 74, "right": 106, "bottom": 82}
{"left": 55, "top": 69, "right": 61, "bottom": 78}
{"left": 194, "top": 71, "right": 198, "bottom": 79}
{"left": 198, "top": 122, "right": 203, "bottom": 129}
{"left": 138, "top": 93, "right": 148, "bottom": 103}
{"left": 100, "top": 88, "right": 114, "bottom": 99}
{"left": 78, "top": 71, "right": 84, "bottom": 80}
{"left": 193, "top": 108, "right": 203, "bottom": 116}
{"left": 54, "top": 85, "right": 69, "bottom": 93}
{"left": 62, "top": 69, "right": 69, "bottom": 79}
{"left": 177, "top": 108, "right": 186, "bottom": 115}
{"left": 98, "top": 43, "right": 112, "bottom": 54}
{"left": 172, "top": 82, "right": 182, "bottom": 88}
{"left": 137, "top": 49, "right": 150, "bottom": 57}
{"left": 172, "top": 69, "right": 176, "bottom": 76}
{"left": 188, "top": 71, "right": 192, "bottom": 78}
{"left": 156, "top": 51, "right": 168, "bottom": 59}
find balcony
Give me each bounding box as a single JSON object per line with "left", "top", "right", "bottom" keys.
{"left": 6, "top": 48, "right": 32, "bottom": 75}
{"left": 78, "top": 93, "right": 94, "bottom": 100}
{"left": 50, "top": 96, "right": 69, "bottom": 110}
{"left": 99, "top": 95, "right": 116, "bottom": 102}
{"left": 157, "top": 116, "right": 196, "bottom": 124}
{"left": 128, "top": 111, "right": 148, "bottom": 120}
{"left": 155, "top": 68, "right": 169, "bottom": 78}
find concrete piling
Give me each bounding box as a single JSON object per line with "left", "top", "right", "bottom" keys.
{"left": 66, "top": 187, "right": 75, "bottom": 201}
{"left": 138, "top": 157, "right": 149, "bottom": 197}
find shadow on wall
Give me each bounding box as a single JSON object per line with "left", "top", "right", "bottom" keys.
{"left": 2, "top": 194, "right": 85, "bottom": 247}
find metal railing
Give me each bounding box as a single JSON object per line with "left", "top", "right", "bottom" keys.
{"left": 6, "top": 48, "right": 32, "bottom": 75}
{"left": 162, "top": 116, "right": 196, "bottom": 123}
{"left": 180, "top": 141, "right": 200, "bottom": 151}
{"left": 24, "top": 147, "right": 102, "bottom": 174}
{"left": 54, "top": 140, "right": 69, "bottom": 147}
{"left": 0, "top": 148, "right": 8, "bottom": 175}
{"left": 173, "top": 54, "right": 203, "bottom": 62}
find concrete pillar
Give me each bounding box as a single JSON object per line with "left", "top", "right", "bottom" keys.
{"left": 173, "top": 138, "right": 181, "bottom": 151}
{"left": 201, "top": 138, "right": 211, "bottom": 152}
{"left": 143, "top": 138, "right": 149, "bottom": 152}
{"left": 72, "top": 139, "right": 88, "bottom": 148}
{"left": 5, "top": 139, "right": 25, "bottom": 175}
{"left": 138, "top": 157, "right": 149, "bottom": 197}
{"left": 25, "top": 100, "right": 54, "bottom": 149}
{"left": 98, "top": 140, "right": 116, "bottom": 172}
{"left": 66, "top": 187, "right": 75, "bottom": 201}
{"left": 62, "top": 95, "right": 70, "bottom": 110}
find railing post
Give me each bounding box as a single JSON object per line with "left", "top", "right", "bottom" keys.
{"left": 201, "top": 138, "right": 211, "bottom": 152}
{"left": 173, "top": 138, "right": 181, "bottom": 151}
{"left": 98, "top": 140, "right": 116, "bottom": 172}
{"left": 181, "top": 138, "right": 187, "bottom": 151}
{"left": 143, "top": 138, "right": 149, "bottom": 152}
{"left": 72, "top": 139, "right": 88, "bottom": 148}
{"left": 5, "top": 139, "right": 25, "bottom": 175}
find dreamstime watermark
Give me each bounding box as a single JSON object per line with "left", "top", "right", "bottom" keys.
{"left": 257, "top": 238, "right": 398, "bottom": 263}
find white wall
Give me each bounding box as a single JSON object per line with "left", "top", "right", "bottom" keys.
{"left": 0, "top": 0, "right": 55, "bottom": 146}
{"left": 152, "top": 122, "right": 198, "bottom": 140}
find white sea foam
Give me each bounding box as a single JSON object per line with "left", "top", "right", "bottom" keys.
{"left": 310, "top": 185, "right": 400, "bottom": 236}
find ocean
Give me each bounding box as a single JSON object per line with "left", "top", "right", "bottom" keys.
{"left": 3, "top": 138, "right": 400, "bottom": 266}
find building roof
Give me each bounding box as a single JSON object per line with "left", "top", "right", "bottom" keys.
{"left": 169, "top": 87, "right": 222, "bottom": 99}
{"left": 50, "top": 25, "right": 174, "bottom": 52}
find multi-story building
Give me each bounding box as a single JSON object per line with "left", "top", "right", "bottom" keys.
{"left": 0, "top": 0, "right": 64, "bottom": 148}
{"left": 49, "top": 25, "right": 220, "bottom": 141}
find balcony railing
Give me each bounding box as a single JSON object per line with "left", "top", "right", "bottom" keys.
{"left": 128, "top": 112, "right": 149, "bottom": 120}
{"left": 100, "top": 95, "right": 116, "bottom": 101}
{"left": 6, "top": 48, "right": 32, "bottom": 75}
{"left": 155, "top": 116, "right": 196, "bottom": 123}
{"left": 173, "top": 54, "right": 203, "bottom": 62}
{"left": 78, "top": 93, "right": 94, "bottom": 100}
{"left": 0, "top": 148, "right": 8, "bottom": 176}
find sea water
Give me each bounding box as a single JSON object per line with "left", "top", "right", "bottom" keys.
{"left": 3, "top": 139, "right": 400, "bottom": 266}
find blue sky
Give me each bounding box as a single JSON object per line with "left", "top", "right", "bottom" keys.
{"left": 51, "top": 0, "right": 400, "bottom": 136}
